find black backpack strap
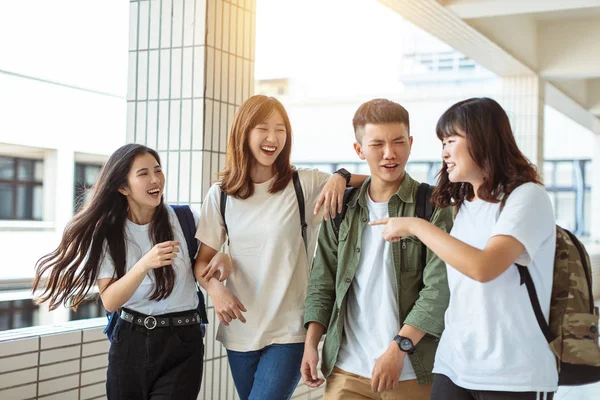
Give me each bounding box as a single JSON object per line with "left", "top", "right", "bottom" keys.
{"left": 333, "top": 187, "right": 358, "bottom": 235}
{"left": 416, "top": 183, "right": 434, "bottom": 222}
{"left": 171, "top": 205, "right": 198, "bottom": 262}
{"left": 516, "top": 264, "right": 553, "bottom": 343}
{"left": 220, "top": 189, "right": 229, "bottom": 237}
{"left": 416, "top": 183, "right": 434, "bottom": 269}
{"left": 171, "top": 205, "right": 208, "bottom": 324}
{"left": 292, "top": 170, "right": 308, "bottom": 254}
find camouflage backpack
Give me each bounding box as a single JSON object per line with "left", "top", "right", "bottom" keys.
{"left": 516, "top": 226, "right": 600, "bottom": 386}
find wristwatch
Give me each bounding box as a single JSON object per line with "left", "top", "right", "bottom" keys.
{"left": 334, "top": 168, "right": 351, "bottom": 187}
{"left": 393, "top": 335, "right": 415, "bottom": 355}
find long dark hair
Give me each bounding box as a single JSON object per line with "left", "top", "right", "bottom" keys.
{"left": 432, "top": 97, "right": 541, "bottom": 209}
{"left": 33, "top": 144, "right": 176, "bottom": 310}
{"left": 219, "top": 95, "right": 294, "bottom": 199}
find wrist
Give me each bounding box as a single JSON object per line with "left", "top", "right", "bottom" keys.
{"left": 334, "top": 168, "right": 351, "bottom": 186}
{"left": 388, "top": 341, "right": 406, "bottom": 357}
{"left": 393, "top": 335, "right": 415, "bottom": 355}
{"left": 206, "top": 277, "right": 223, "bottom": 295}
{"left": 409, "top": 217, "right": 422, "bottom": 237}
{"left": 134, "top": 261, "right": 151, "bottom": 275}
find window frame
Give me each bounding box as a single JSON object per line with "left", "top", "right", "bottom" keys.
{"left": 0, "top": 156, "right": 44, "bottom": 220}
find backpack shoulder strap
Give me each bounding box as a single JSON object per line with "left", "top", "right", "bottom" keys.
{"left": 292, "top": 170, "right": 308, "bottom": 254}
{"left": 170, "top": 204, "right": 209, "bottom": 324}
{"left": 219, "top": 189, "right": 228, "bottom": 236}
{"left": 333, "top": 187, "right": 358, "bottom": 235}
{"left": 416, "top": 183, "right": 434, "bottom": 222}
{"left": 516, "top": 264, "right": 554, "bottom": 343}
{"left": 170, "top": 205, "right": 198, "bottom": 264}
{"left": 415, "top": 183, "right": 434, "bottom": 269}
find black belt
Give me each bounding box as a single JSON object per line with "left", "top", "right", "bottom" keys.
{"left": 120, "top": 309, "right": 201, "bottom": 330}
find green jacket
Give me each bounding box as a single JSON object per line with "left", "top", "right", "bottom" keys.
{"left": 304, "top": 173, "right": 453, "bottom": 384}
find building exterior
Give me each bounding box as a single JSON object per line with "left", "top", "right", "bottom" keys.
{"left": 0, "top": 0, "right": 599, "bottom": 399}
{"left": 0, "top": 1, "right": 128, "bottom": 329}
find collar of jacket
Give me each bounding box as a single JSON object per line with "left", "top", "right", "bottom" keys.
{"left": 348, "top": 172, "right": 418, "bottom": 209}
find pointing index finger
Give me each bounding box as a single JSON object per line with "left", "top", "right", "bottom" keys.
{"left": 369, "top": 218, "right": 390, "bottom": 226}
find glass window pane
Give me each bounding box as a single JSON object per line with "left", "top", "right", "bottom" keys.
{"left": 0, "top": 301, "right": 10, "bottom": 309}
{"left": 16, "top": 185, "right": 33, "bottom": 219}
{"left": 584, "top": 160, "right": 592, "bottom": 188}
{"left": 556, "top": 191, "right": 576, "bottom": 231}
{"left": 555, "top": 163, "right": 573, "bottom": 186}
{"left": 33, "top": 186, "right": 43, "bottom": 220}
{"left": 0, "top": 184, "right": 13, "bottom": 219}
{"left": 584, "top": 190, "right": 591, "bottom": 235}
{"left": 0, "top": 314, "right": 9, "bottom": 331}
{"left": 17, "top": 159, "right": 35, "bottom": 181}
{"left": 0, "top": 157, "right": 15, "bottom": 180}
{"left": 34, "top": 161, "right": 44, "bottom": 181}
{"left": 12, "top": 310, "right": 33, "bottom": 329}
{"left": 542, "top": 162, "right": 554, "bottom": 186}
{"left": 84, "top": 166, "right": 101, "bottom": 186}
{"left": 406, "top": 163, "right": 429, "bottom": 183}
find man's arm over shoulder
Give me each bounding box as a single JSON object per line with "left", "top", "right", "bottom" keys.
{"left": 304, "top": 218, "right": 339, "bottom": 331}
{"left": 403, "top": 205, "right": 453, "bottom": 338}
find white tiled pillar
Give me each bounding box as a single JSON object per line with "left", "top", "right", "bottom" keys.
{"left": 591, "top": 132, "right": 600, "bottom": 242}
{"left": 499, "top": 76, "right": 545, "bottom": 172}
{"left": 127, "top": 1, "right": 255, "bottom": 399}
{"left": 127, "top": 0, "right": 255, "bottom": 211}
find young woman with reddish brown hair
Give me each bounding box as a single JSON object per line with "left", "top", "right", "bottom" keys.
{"left": 371, "top": 97, "right": 558, "bottom": 399}
{"left": 195, "top": 95, "right": 366, "bottom": 400}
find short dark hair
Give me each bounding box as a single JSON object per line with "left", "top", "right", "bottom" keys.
{"left": 352, "top": 99, "right": 410, "bottom": 142}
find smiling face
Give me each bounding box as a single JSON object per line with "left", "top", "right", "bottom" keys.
{"left": 354, "top": 122, "right": 412, "bottom": 186}
{"left": 247, "top": 109, "right": 287, "bottom": 171}
{"left": 441, "top": 131, "right": 484, "bottom": 189}
{"left": 118, "top": 152, "right": 165, "bottom": 214}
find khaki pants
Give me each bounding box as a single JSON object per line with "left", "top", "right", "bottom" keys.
{"left": 324, "top": 367, "right": 432, "bottom": 400}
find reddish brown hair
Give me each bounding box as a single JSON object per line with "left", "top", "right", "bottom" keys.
{"left": 219, "top": 95, "right": 293, "bottom": 199}
{"left": 432, "top": 97, "right": 541, "bottom": 209}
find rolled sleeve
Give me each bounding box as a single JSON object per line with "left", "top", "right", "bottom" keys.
{"left": 304, "top": 218, "right": 338, "bottom": 331}
{"left": 195, "top": 183, "right": 227, "bottom": 252}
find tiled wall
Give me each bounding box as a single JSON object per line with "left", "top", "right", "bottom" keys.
{"left": 125, "top": 1, "right": 321, "bottom": 399}
{"left": 500, "top": 76, "right": 545, "bottom": 169}
{"left": 0, "top": 319, "right": 109, "bottom": 400}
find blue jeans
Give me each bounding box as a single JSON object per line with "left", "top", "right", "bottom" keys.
{"left": 227, "top": 343, "right": 304, "bottom": 400}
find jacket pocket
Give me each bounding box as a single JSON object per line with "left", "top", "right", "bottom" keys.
{"left": 401, "top": 236, "right": 422, "bottom": 272}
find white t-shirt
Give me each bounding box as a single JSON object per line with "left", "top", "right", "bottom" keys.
{"left": 336, "top": 191, "right": 416, "bottom": 381}
{"left": 196, "top": 168, "right": 330, "bottom": 351}
{"left": 433, "top": 183, "right": 558, "bottom": 392}
{"left": 98, "top": 205, "right": 200, "bottom": 316}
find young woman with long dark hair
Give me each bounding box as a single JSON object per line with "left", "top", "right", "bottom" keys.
{"left": 33, "top": 144, "right": 219, "bottom": 399}
{"left": 371, "top": 98, "right": 558, "bottom": 399}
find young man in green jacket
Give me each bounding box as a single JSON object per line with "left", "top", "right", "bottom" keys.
{"left": 302, "top": 99, "right": 453, "bottom": 399}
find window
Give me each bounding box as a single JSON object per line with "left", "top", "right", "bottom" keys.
{"left": 69, "top": 296, "right": 105, "bottom": 321}
{"left": 74, "top": 163, "right": 102, "bottom": 212}
{"left": 0, "top": 156, "right": 44, "bottom": 220}
{"left": 0, "top": 299, "right": 39, "bottom": 331}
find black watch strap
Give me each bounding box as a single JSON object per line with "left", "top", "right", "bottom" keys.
{"left": 334, "top": 168, "right": 351, "bottom": 186}
{"left": 393, "top": 335, "right": 415, "bottom": 355}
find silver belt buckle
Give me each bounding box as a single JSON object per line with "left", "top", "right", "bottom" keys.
{"left": 143, "top": 316, "right": 157, "bottom": 330}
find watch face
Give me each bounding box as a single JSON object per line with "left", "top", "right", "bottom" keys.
{"left": 400, "top": 338, "right": 412, "bottom": 351}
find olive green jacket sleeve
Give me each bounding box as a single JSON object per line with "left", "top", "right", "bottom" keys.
{"left": 402, "top": 205, "right": 453, "bottom": 338}
{"left": 304, "top": 218, "right": 338, "bottom": 331}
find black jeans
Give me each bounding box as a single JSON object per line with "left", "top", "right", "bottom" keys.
{"left": 106, "top": 310, "right": 204, "bottom": 400}
{"left": 431, "top": 374, "right": 555, "bottom": 400}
